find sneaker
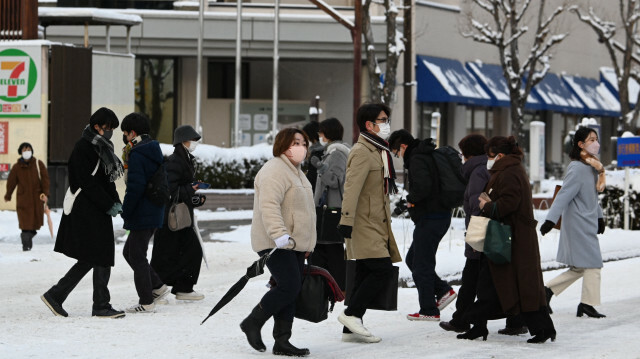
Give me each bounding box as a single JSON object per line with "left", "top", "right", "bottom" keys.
{"left": 175, "top": 291, "right": 205, "bottom": 300}
{"left": 341, "top": 333, "right": 382, "bottom": 343}
{"left": 126, "top": 303, "right": 155, "bottom": 313}
{"left": 92, "top": 306, "right": 126, "bottom": 319}
{"left": 436, "top": 289, "right": 457, "bottom": 311}
{"left": 338, "top": 310, "right": 372, "bottom": 337}
{"left": 407, "top": 313, "right": 440, "bottom": 321}
{"left": 41, "top": 292, "right": 68, "bottom": 317}
{"left": 152, "top": 285, "right": 170, "bottom": 304}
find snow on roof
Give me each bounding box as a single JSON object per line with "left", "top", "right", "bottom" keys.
{"left": 39, "top": 7, "right": 142, "bottom": 26}
{"left": 563, "top": 75, "right": 620, "bottom": 114}
{"left": 532, "top": 73, "right": 584, "bottom": 110}
{"left": 421, "top": 57, "right": 491, "bottom": 101}
{"left": 600, "top": 66, "right": 640, "bottom": 106}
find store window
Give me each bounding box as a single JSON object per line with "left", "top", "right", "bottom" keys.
{"left": 207, "top": 61, "right": 249, "bottom": 99}
{"left": 464, "top": 106, "right": 493, "bottom": 137}
{"left": 134, "top": 57, "right": 177, "bottom": 144}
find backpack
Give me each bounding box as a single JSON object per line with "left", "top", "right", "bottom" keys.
{"left": 431, "top": 146, "right": 467, "bottom": 209}
{"left": 145, "top": 160, "right": 171, "bottom": 206}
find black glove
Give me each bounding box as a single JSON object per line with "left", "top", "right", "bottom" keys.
{"left": 597, "top": 218, "right": 605, "bottom": 234}
{"left": 540, "top": 220, "right": 555, "bottom": 236}
{"left": 338, "top": 225, "right": 352, "bottom": 239}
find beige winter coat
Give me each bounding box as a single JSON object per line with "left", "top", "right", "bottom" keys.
{"left": 339, "top": 137, "right": 402, "bottom": 262}
{"left": 251, "top": 154, "right": 316, "bottom": 253}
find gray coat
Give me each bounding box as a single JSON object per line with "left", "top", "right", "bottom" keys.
{"left": 546, "top": 160, "right": 604, "bottom": 268}
{"left": 313, "top": 141, "right": 350, "bottom": 208}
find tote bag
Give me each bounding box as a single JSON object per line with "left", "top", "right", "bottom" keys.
{"left": 295, "top": 272, "right": 329, "bottom": 323}
{"left": 344, "top": 261, "right": 399, "bottom": 311}
{"left": 168, "top": 190, "right": 192, "bottom": 231}
{"left": 63, "top": 160, "right": 100, "bottom": 215}
{"left": 483, "top": 205, "right": 512, "bottom": 264}
{"left": 465, "top": 215, "right": 490, "bottom": 252}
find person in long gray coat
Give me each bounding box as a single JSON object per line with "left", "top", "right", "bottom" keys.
{"left": 540, "top": 126, "right": 606, "bottom": 318}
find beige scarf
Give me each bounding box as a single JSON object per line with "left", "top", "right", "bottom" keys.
{"left": 580, "top": 151, "right": 606, "bottom": 192}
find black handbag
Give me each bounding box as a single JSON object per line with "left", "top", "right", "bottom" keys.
{"left": 295, "top": 269, "right": 329, "bottom": 323}
{"left": 344, "top": 260, "right": 399, "bottom": 311}
{"left": 316, "top": 179, "right": 344, "bottom": 243}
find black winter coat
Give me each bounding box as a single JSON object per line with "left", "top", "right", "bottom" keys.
{"left": 405, "top": 139, "right": 450, "bottom": 222}
{"left": 122, "top": 138, "right": 165, "bottom": 230}
{"left": 461, "top": 154, "right": 490, "bottom": 259}
{"left": 54, "top": 137, "right": 121, "bottom": 267}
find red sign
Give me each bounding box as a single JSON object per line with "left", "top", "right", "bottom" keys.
{"left": 0, "top": 121, "right": 7, "bottom": 154}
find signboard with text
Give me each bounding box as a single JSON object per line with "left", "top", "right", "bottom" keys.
{"left": 0, "top": 121, "right": 7, "bottom": 154}
{"left": 617, "top": 136, "right": 640, "bottom": 167}
{"left": 0, "top": 163, "right": 9, "bottom": 180}
{"left": 0, "top": 46, "right": 41, "bottom": 117}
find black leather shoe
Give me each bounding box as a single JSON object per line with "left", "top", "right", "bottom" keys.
{"left": 577, "top": 303, "right": 606, "bottom": 318}
{"left": 498, "top": 326, "right": 528, "bottom": 335}
{"left": 41, "top": 292, "right": 68, "bottom": 317}
{"left": 457, "top": 326, "right": 488, "bottom": 341}
{"left": 527, "top": 330, "right": 556, "bottom": 344}
{"left": 439, "top": 321, "right": 469, "bottom": 333}
{"left": 545, "top": 287, "right": 554, "bottom": 314}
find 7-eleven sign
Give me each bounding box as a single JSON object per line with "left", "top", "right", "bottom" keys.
{"left": 0, "top": 56, "right": 30, "bottom": 98}
{"left": 0, "top": 47, "right": 41, "bottom": 117}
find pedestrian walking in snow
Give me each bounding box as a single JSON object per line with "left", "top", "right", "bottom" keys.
{"left": 302, "top": 121, "right": 324, "bottom": 193}
{"left": 150, "top": 125, "right": 207, "bottom": 301}
{"left": 310, "top": 118, "right": 350, "bottom": 291}
{"left": 336, "top": 103, "right": 402, "bottom": 343}
{"left": 459, "top": 136, "right": 555, "bottom": 343}
{"left": 41, "top": 107, "right": 126, "bottom": 319}
{"left": 120, "top": 113, "right": 169, "bottom": 314}
{"left": 540, "top": 126, "right": 607, "bottom": 318}
{"left": 240, "top": 127, "right": 315, "bottom": 357}
{"left": 4, "top": 142, "right": 50, "bottom": 251}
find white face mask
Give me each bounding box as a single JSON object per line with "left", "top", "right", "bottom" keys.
{"left": 486, "top": 159, "right": 495, "bottom": 170}
{"left": 319, "top": 137, "right": 328, "bottom": 146}
{"left": 187, "top": 141, "right": 198, "bottom": 153}
{"left": 377, "top": 122, "right": 391, "bottom": 140}
{"left": 22, "top": 151, "right": 32, "bottom": 160}
{"left": 585, "top": 141, "right": 600, "bottom": 156}
{"left": 286, "top": 145, "right": 307, "bottom": 164}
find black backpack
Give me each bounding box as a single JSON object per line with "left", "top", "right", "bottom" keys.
{"left": 145, "top": 160, "right": 171, "bottom": 206}
{"left": 431, "top": 146, "right": 467, "bottom": 209}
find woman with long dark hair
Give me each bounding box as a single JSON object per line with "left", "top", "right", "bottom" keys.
{"left": 459, "top": 135, "right": 555, "bottom": 344}
{"left": 540, "top": 126, "right": 607, "bottom": 318}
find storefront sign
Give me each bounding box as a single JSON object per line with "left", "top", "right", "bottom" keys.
{"left": 0, "top": 163, "right": 9, "bottom": 180}
{"left": 0, "top": 46, "right": 41, "bottom": 117}
{"left": 0, "top": 121, "right": 7, "bottom": 154}
{"left": 617, "top": 136, "right": 640, "bottom": 167}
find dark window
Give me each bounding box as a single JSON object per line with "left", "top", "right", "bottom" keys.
{"left": 208, "top": 61, "right": 249, "bottom": 99}
{"left": 134, "top": 57, "right": 177, "bottom": 144}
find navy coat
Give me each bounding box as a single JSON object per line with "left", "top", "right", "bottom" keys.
{"left": 122, "top": 138, "right": 166, "bottom": 230}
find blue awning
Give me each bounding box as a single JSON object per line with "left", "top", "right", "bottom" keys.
{"left": 562, "top": 75, "right": 621, "bottom": 117}
{"left": 600, "top": 67, "right": 638, "bottom": 108}
{"left": 530, "top": 72, "right": 585, "bottom": 114}
{"left": 465, "top": 61, "right": 543, "bottom": 110}
{"left": 416, "top": 55, "right": 492, "bottom": 106}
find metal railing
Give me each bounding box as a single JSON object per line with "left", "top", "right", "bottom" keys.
{"left": 0, "top": 0, "right": 38, "bottom": 40}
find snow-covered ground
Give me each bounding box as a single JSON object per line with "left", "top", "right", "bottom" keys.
{"left": 0, "top": 206, "right": 639, "bottom": 358}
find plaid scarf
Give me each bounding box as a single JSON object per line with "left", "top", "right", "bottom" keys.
{"left": 580, "top": 150, "right": 606, "bottom": 192}
{"left": 81, "top": 125, "right": 124, "bottom": 183}
{"left": 360, "top": 132, "right": 398, "bottom": 195}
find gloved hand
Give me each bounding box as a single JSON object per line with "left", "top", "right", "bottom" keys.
{"left": 597, "top": 218, "right": 605, "bottom": 234}
{"left": 274, "top": 235, "right": 292, "bottom": 248}
{"left": 106, "top": 203, "right": 122, "bottom": 217}
{"left": 338, "top": 225, "right": 352, "bottom": 239}
{"left": 540, "top": 220, "right": 555, "bottom": 236}
{"left": 115, "top": 203, "right": 123, "bottom": 214}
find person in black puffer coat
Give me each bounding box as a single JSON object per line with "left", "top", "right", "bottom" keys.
{"left": 151, "top": 125, "right": 207, "bottom": 301}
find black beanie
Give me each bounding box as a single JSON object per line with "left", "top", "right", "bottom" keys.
{"left": 18, "top": 142, "right": 33, "bottom": 155}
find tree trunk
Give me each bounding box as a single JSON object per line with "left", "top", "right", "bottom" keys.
{"left": 362, "top": 0, "right": 381, "bottom": 102}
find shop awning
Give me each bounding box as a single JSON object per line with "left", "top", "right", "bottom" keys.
{"left": 465, "top": 61, "right": 542, "bottom": 109}
{"left": 416, "top": 55, "right": 492, "bottom": 106}
{"left": 600, "top": 67, "right": 638, "bottom": 108}
{"left": 562, "top": 75, "right": 621, "bottom": 117}
{"left": 530, "top": 72, "right": 585, "bottom": 114}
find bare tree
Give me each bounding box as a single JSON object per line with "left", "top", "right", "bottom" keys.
{"left": 570, "top": 1, "right": 640, "bottom": 134}
{"left": 462, "top": 0, "right": 568, "bottom": 141}
{"left": 362, "top": 0, "right": 406, "bottom": 104}
{"left": 135, "top": 58, "right": 174, "bottom": 137}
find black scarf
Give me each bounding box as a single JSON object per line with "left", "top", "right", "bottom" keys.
{"left": 82, "top": 125, "right": 124, "bottom": 182}
{"left": 360, "top": 132, "right": 398, "bottom": 195}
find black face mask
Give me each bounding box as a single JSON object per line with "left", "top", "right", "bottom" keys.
{"left": 102, "top": 130, "right": 113, "bottom": 140}
{"left": 123, "top": 134, "right": 129, "bottom": 145}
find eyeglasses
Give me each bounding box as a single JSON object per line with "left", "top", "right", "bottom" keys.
{"left": 375, "top": 117, "right": 390, "bottom": 125}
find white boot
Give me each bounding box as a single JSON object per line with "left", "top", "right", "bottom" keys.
{"left": 338, "top": 310, "right": 372, "bottom": 337}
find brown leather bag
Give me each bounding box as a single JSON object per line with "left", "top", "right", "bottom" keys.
{"left": 551, "top": 185, "right": 562, "bottom": 230}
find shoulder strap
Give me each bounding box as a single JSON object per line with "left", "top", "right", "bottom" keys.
{"left": 35, "top": 158, "right": 41, "bottom": 181}
{"left": 91, "top": 159, "right": 100, "bottom": 176}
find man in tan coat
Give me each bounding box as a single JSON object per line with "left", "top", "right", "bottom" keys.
{"left": 337, "top": 103, "right": 402, "bottom": 343}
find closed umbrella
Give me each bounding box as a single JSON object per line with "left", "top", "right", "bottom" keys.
{"left": 44, "top": 203, "right": 54, "bottom": 238}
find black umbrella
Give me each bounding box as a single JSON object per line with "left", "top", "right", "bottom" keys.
{"left": 201, "top": 247, "right": 277, "bottom": 325}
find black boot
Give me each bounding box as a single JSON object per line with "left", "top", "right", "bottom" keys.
{"left": 272, "top": 319, "right": 310, "bottom": 357}
{"left": 456, "top": 325, "right": 488, "bottom": 341}
{"left": 240, "top": 304, "right": 271, "bottom": 352}
{"left": 21, "top": 232, "right": 31, "bottom": 251}
{"left": 545, "top": 287, "right": 554, "bottom": 314}
{"left": 577, "top": 303, "right": 606, "bottom": 318}
{"left": 527, "top": 329, "right": 556, "bottom": 344}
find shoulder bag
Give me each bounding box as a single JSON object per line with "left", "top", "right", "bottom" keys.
{"left": 63, "top": 159, "right": 100, "bottom": 215}
{"left": 483, "top": 204, "right": 512, "bottom": 265}
{"left": 168, "top": 188, "right": 192, "bottom": 231}
{"left": 316, "top": 178, "right": 343, "bottom": 243}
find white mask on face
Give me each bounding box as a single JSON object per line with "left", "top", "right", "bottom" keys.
{"left": 187, "top": 141, "right": 198, "bottom": 152}
{"left": 377, "top": 122, "right": 391, "bottom": 140}
{"left": 486, "top": 159, "right": 495, "bottom": 170}
{"left": 585, "top": 141, "right": 600, "bottom": 156}
{"left": 22, "top": 151, "right": 32, "bottom": 160}
{"left": 319, "top": 137, "right": 328, "bottom": 146}
{"left": 287, "top": 145, "right": 307, "bottom": 164}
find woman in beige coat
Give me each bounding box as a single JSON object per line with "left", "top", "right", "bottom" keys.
{"left": 240, "top": 128, "right": 316, "bottom": 357}
{"left": 337, "top": 103, "right": 402, "bottom": 343}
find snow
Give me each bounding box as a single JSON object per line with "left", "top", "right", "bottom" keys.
{"left": 562, "top": 75, "right": 621, "bottom": 115}
{"left": 421, "top": 57, "right": 492, "bottom": 102}
{"left": 466, "top": 61, "right": 540, "bottom": 107}
{"left": 38, "top": 7, "right": 143, "bottom": 24}
{"left": 600, "top": 66, "right": 640, "bottom": 106}
{"left": 531, "top": 72, "right": 584, "bottom": 112}
{"left": 2, "top": 202, "right": 640, "bottom": 357}
{"left": 159, "top": 142, "right": 272, "bottom": 166}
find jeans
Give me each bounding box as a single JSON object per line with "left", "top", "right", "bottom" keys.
{"left": 259, "top": 249, "right": 306, "bottom": 322}
{"left": 406, "top": 216, "right": 452, "bottom": 315}
{"left": 123, "top": 229, "right": 164, "bottom": 304}
{"left": 47, "top": 261, "right": 112, "bottom": 310}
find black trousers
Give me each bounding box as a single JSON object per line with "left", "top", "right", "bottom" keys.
{"left": 259, "top": 249, "right": 306, "bottom": 322}
{"left": 47, "top": 261, "right": 111, "bottom": 310}
{"left": 123, "top": 229, "right": 164, "bottom": 304}
{"left": 151, "top": 226, "right": 202, "bottom": 293}
{"left": 449, "top": 257, "right": 481, "bottom": 328}
{"left": 344, "top": 257, "right": 394, "bottom": 318}
{"left": 308, "top": 243, "right": 346, "bottom": 291}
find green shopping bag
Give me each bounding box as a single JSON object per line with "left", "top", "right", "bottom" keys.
{"left": 484, "top": 205, "right": 512, "bottom": 264}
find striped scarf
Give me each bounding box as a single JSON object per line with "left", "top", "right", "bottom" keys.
{"left": 360, "top": 132, "right": 398, "bottom": 195}
{"left": 81, "top": 125, "right": 124, "bottom": 183}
